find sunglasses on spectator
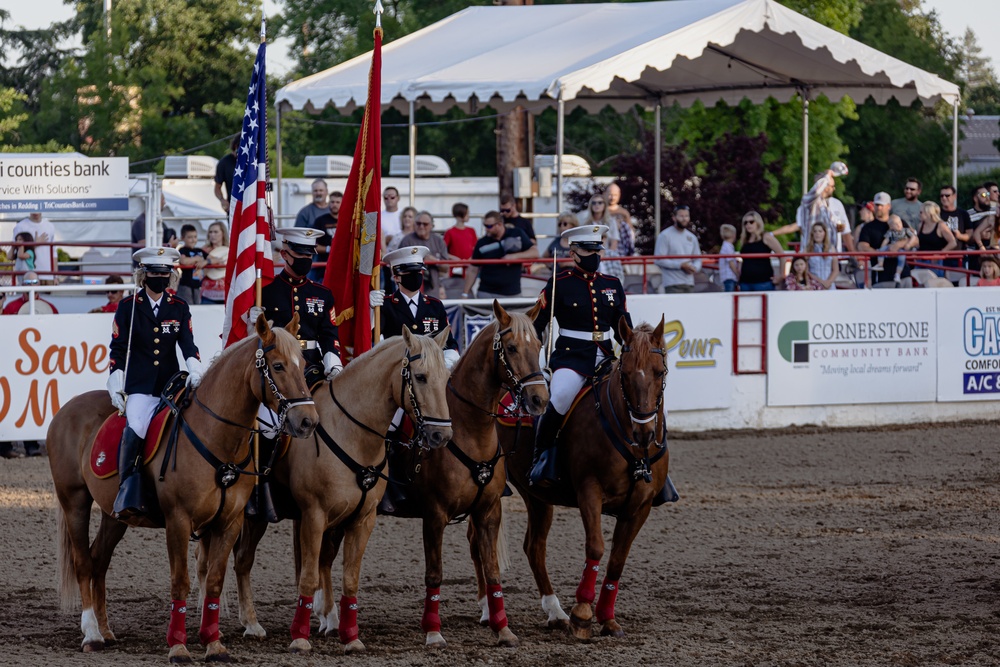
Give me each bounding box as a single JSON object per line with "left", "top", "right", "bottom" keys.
{"left": 590, "top": 200, "right": 605, "bottom": 206}
{"left": 384, "top": 194, "right": 397, "bottom": 200}
{"left": 500, "top": 207, "right": 513, "bottom": 214}
{"left": 904, "top": 187, "right": 918, "bottom": 191}
{"left": 483, "top": 222, "right": 498, "bottom": 229}
{"left": 978, "top": 192, "right": 990, "bottom": 198}
{"left": 558, "top": 222, "right": 573, "bottom": 227}
{"left": 939, "top": 192, "right": 953, "bottom": 198}
{"left": 415, "top": 222, "right": 431, "bottom": 227}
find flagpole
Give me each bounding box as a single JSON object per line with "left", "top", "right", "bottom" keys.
{"left": 253, "top": 14, "right": 267, "bottom": 488}
{"left": 372, "top": 0, "right": 384, "bottom": 347}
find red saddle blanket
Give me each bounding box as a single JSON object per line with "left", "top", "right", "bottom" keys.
{"left": 495, "top": 385, "right": 594, "bottom": 428}
{"left": 91, "top": 406, "right": 173, "bottom": 479}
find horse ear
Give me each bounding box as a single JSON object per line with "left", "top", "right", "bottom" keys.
{"left": 617, "top": 315, "right": 633, "bottom": 346}
{"left": 433, "top": 325, "right": 451, "bottom": 350}
{"left": 401, "top": 324, "right": 414, "bottom": 348}
{"left": 492, "top": 299, "right": 511, "bottom": 329}
{"left": 653, "top": 315, "right": 666, "bottom": 342}
{"left": 525, "top": 297, "right": 543, "bottom": 322}
{"left": 255, "top": 311, "right": 273, "bottom": 344}
{"left": 285, "top": 312, "right": 301, "bottom": 337}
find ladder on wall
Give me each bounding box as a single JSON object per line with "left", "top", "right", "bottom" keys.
{"left": 732, "top": 293, "right": 767, "bottom": 374}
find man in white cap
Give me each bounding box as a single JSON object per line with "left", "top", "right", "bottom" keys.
{"left": 107, "top": 247, "right": 204, "bottom": 519}
{"left": 529, "top": 224, "right": 632, "bottom": 488}
{"left": 857, "top": 191, "right": 905, "bottom": 286}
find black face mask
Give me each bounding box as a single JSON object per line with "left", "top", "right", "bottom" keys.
{"left": 287, "top": 255, "right": 313, "bottom": 277}
{"left": 575, "top": 252, "right": 601, "bottom": 273}
{"left": 399, "top": 271, "right": 423, "bottom": 291}
{"left": 144, "top": 276, "right": 170, "bottom": 293}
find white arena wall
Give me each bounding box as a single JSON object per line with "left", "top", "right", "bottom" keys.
{"left": 0, "top": 289, "right": 996, "bottom": 441}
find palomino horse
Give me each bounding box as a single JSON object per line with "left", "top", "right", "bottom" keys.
{"left": 232, "top": 327, "right": 454, "bottom": 654}
{"left": 319, "top": 300, "right": 548, "bottom": 649}
{"left": 49, "top": 315, "right": 319, "bottom": 662}
{"left": 498, "top": 317, "right": 669, "bottom": 640}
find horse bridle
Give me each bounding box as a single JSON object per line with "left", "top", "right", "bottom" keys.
{"left": 617, "top": 343, "right": 667, "bottom": 426}
{"left": 254, "top": 338, "right": 316, "bottom": 435}
{"left": 400, "top": 347, "right": 452, "bottom": 450}
{"left": 492, "top": 326, "right": 547, "bottom": 415}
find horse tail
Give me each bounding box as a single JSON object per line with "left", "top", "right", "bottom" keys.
{"left": 497, "top": 503, "right": 511, "bottom": 575}
{"left": 56, "top": 505, "right": 80, "bottom": 612}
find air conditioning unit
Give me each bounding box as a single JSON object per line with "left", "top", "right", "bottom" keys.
{"left": 534, "top": 154, "right": 592, "bottom": 178}
{"left": 163, "top": 155, "right": 219, "bottom": 179}
{"left": 388, "top": 154, "right": 451, "bottom": 177}
{"left": 304, "top": 155, "right": 354, "bottom": 178}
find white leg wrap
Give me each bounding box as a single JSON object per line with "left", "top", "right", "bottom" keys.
{"left": 81, "top": 608, "right": 103, "bottom": 645}
{"left": 314, "top": 589, "right": 326, "bottom": 634}
{"left": 478, "top": 596, "right": 489, "bottom": 624}
{"left": 541, "top": 594, "right": 569, "bottom": 623}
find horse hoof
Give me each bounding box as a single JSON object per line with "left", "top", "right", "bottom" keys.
{"left": 81, "top": 640, "right": 104, "bottom": 653}
{"left": 547, "top": 618, "right": 571, "bottom": 632}
{"left": 205, "top": 651, "right": 232, "bottom": 663}
{"left": 425, "top": 632, "right": 447, "bottom": 649}
{"left": 496, "top": 627, "right": 519, "bottom": 648}
{"left": 289, "top": 638, "right": 312, "bottom": 654}
{"left": 243, "top": 623, "right": 267, "bottom": 639}
{"left": 600, "top": 621, "right": 625, "bottom": 638}
{"left": 569, "top": 613, "right": 593, "bottom": 641}
{"left": 168, "top": 645, "right": 193, "bottom": 664}
{"left": 343, "top": 639, "right": 366, "bottom": 655}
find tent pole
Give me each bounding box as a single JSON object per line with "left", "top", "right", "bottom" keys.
{"left": 275, "top": 105, "right": 283, "bottom": 219}
{"left": 409, "top": 100, "right": 416, "bottom": 208}
{"left": 801, "top": 89, "right": 809, "bottom": 197}
{"left": 556, "top": 96, "right": 565, "bottom": 214}
{"left": 952, "top": 99, "right": 959, "bottom": 189}
{"left": 654, "top": 103, "right": 662, "bottom": 234}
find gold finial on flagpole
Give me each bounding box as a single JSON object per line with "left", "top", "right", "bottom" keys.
{"left": 374, "top": 0, "right": 383, "bottom": 30}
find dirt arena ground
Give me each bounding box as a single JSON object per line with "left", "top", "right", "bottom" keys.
{"left": 1, "top": 421, "right": 999, "bottom": 666}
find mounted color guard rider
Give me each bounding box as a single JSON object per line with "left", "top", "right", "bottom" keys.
{"left": 371, "top": 245, "right": 461, "bottom": 368}
{"left": 529, "top": 224, "right": 632, "bottom": 488}
{"left": 107, "top": 247, "right": 204, "bottom": 520}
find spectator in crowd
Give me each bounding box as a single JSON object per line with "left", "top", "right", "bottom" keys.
{"left": 295, "top": 179, "right": 330, "bottom": 230}
{"left": 978, "top": 255, "right": 1000, "bottom": 286}
{"left": 805, "top": 222, "right": 840, "bottom": 290}
{"left": 3, "top": 272, "right": 58, "bottom": 314}
{"left": 848, "top": 202, "right": 876, "bottom": 288}
{"left": 784, "top": 256, "right": 826, "bottom": 291}
{"left": 544, "top": 213, "right": 579, "bottom": 261}
{"left": 176, "top": 224, "right": 207, "bottom": 304}
{"left": 717, "top": 223, "right": 740, "bottom": 292}
{"left": 579, "top": 193, "right": 619, "bottom": 251}
{"left": 871, "top": 214, "right": 918, "bottom": 285}
{"left": 310, "top": 190, "right": 343, "bottom": 282}
{"left": 938, "top": 185, "right": 973, "bottom": 267}
{"left": 598, "top": 227, "right": 625, "bottom": 282}
{"left": 654, "top": 205, "right": 702, "bottom": 294}
{"left": 89, "top": 275, "right": 125, "bottom": 313}
{"left": 986, "top": 181, "right": 999, "bottom": 202}
{"left": 499, "top": 194, "right": 537, "bottom": 247}
{"left": 384, "top": 206, "right": 416, "bottom": 254}
{"left": 130, "top": 193, "right": 174, "bottom": 266}
{"left": 443, "top": 202, "right": 477, "bottom": 279}
{"left": 738, "top": 211, "right": 783, "bottom": 291}
{"left": 971, "top": 186, "right": 998, "bottom": 252}
{"left": 857, "top": 192, "right": 901, "bottom": 286}
{"left": 14, "top": 232, "right": 35, "bottom": 281}
{"left": 13, "top": 211, "right": 56, "bottom": 283}
{"left": 891, "top": 177, "right": 924, "bottom": 230}
{"left": 772, "top": 163, "right": 850, "bottom": 251}
{"left": 213, "top": 136, "right": 239, "bottom": 212}
{"left": 605, "top": 183, "right": 636, "bottom": 260}
{"left": 398, "top": 211, "right": 450, "bottom": 299}
{"left": 382, "top": 186, "right": 402, "bottom": 248}
{"left": 915, "top": 201, "right": 958, "bottom": 278}
{"left": 462, "top": 210, "right": 535, "bottom": 299}
{"left": 199, "top": 221, "right": 229, "bottom": 303}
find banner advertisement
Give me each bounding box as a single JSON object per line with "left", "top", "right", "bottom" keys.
{"left": 0, "top": 308, "right": 224, "bottom": 441}
{"left": 767, "top": 290, "right": 936, "bottom": 406}
{"left": 937, "top": 287, "right": 1000, "bottom": 402}
{"left": 0, "top": 156, "right": 130, "bottom": 213}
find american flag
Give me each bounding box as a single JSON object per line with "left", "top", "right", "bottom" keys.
{"left": 222, "top": 41, "right": 273, "bottom": 348}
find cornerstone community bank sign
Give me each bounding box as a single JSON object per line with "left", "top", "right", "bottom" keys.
{"left": 0, "top": 156, "right": 129, "bottom": 213}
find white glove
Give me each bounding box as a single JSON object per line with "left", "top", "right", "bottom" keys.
{"left": 443, "top": 348, "right": 461, "bottom": 371}
{"left": 369, "top": 290, "right": 385, "bottom": 308}
{"left": 246, "top": 306, "right": 265, "bottom": 325}
{"left": 185, "top": 357, "right": 205, "bottom": 388}
{"left": 323, "top": 351, "right": 344, "bottom": 380}
{"left": 106, "top": 370, "right": 126, "bottom": 412}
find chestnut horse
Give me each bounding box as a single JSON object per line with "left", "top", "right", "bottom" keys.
{"left": 315, "top": 300, "right": 548, "bottom": 648}
{"left": 49, "top": 315, "right": 319, "bottom": 663}
{"left": 498, "top": 317, "right": 669, "bottom": 640}
{"left": 231, "top": 327, "right": 454, "bottom": 654}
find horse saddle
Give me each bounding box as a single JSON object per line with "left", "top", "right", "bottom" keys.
{"left": 91, "top": 406, "right": 173, "bottom": 479}
{"left": 495, "top": 385, "right": 595, "bottom": 429}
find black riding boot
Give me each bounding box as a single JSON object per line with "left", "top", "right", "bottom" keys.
{"left": 113, "top": 427, "right": 148, "bottom": 520}
{"left": 652, "top": 474, "right": 680, "bottom": 506}
{"left": 245, "top": 435, "right": 280, "bottom": 523}
{"left": 529, "top": 404, "right": 564, "bottom": 489}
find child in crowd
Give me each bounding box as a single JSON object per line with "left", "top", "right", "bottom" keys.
{"left": 443, "top": 202, "right": 477, "bottom": 278}
{"left": 978, "top": 256, "right": 1000, "bottom": 286}
{"left": 871, "top": 214, "right": 917, "bottom": 285}
{"left": 14, "top": 231, "right": 35, "bottom": 281}
{"left": 89, "top": 275, "right": 125, "bottom": 313}
{"left": 176, "top": 224, "right": 207, "bottom": 304}
{"left": 717, "top": 223, "right": 740, "bottom": 292}
{"left": 784, "top": 256, "right": 825, "bottom": 291}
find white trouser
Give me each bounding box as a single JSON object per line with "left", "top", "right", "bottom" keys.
{"left": 549, "top": 349, "right": 606, "bottom": 415}
{"left": 125, "top": 394, "right": 160, "bottom": 439}
{"left": 257, "top": 404, "right": 281, "bottom": 439}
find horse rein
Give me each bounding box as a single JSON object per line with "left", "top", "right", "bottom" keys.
{"left": 254, "top": 339, "right": 316, "bottom": 435}
{"left": 617, "top": 343, "right": 667, "bottom": 426}
{"left": 400, "top": 347, "right": 452, "bottom": 450}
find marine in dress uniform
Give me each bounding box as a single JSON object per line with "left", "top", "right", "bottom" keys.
{"left": 529, "top": 225, "right": 632, "bottom": 488}
{"left": 106, "top": 247, "right": 204, "bottom": 519}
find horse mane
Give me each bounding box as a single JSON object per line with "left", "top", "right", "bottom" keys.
{"left": 626, "top": 322, "right": 658, "bottom": 356}
{"left": 483, "top": 309, "right": 538, "bottom": 345}
{"left": 344, "top": 332, "right": 445, "bottom": 377}
{"left": 206, "top": 326, "right": 302, "bottom": 376}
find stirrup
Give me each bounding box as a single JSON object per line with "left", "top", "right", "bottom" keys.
{"left": 245, "top": 481, "right": 280, "bottom": 523}
{"left": 528, "top": 448, "right": 558, "bottom": 489}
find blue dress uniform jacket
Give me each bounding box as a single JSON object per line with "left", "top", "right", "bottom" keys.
{"left": 110, "top": 292, "right": 200, "bottom": 395}
{"left": 381, "top": 291, "right": 459, "bottom": 351}
{"left": 533, "top": 267, "right": 632, "bottom": 377}
{"left": 260, "top": 271, "right": 341, "bottom": 366}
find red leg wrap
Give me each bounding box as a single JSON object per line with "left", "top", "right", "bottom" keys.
{"left": 420, "top": 587, "right": 442, "bottom": 633}
{"left": 338, "top": 596, "right": 359, "bottom": 645}
{"left": 486, "top": 583, "right": 508, "bottom": 632}
{"left": 198, "top": 597, "right": 221, "bottom": 646}
{"left": 595, "top": 578, "right": 619, "bottom": 623}
{"left": 575, "top": 559, "right": 600, "bottom": 604}
{"left": 290, "top": 595, "right": 313, "bottom": 641}
{"left": 167, "top": 599, "right": 187, "bottom": 647}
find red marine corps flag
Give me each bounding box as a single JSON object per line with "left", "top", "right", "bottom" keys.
{"left": 222, "top": 23, "right": 274, "bottom": 348}
{"left": 323, "top": 10, "right": 382, "bottom": 359}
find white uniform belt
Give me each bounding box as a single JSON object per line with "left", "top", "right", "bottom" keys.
{"left": 299, "top": 340, "right": 318, "bottom": 350}
{"left": 560, "top": 328, "right": 612, "bottom": 342}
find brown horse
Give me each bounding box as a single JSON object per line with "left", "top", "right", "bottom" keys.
{"left": 232, "top": 327, "right": 454, "bottom": 654}
{"left": 49, "top": 315, "right": 319, "bottom": 662}
{"left": 498, "top": 317, "right": 669, "bottom": 640}
{"left": 316, "top": 300, "right": 548, "bottom": 649}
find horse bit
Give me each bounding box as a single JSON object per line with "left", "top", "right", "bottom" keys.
{"left": 617, "top": 343, "right": 667, "bottom": 427}
{"left": 254, "top": 340, "right": 316, "bottom": 440}
{"left": 493, "top": 327, "right": 548, "bottom": 416}
{"left": 400, "top": 347, "right": 452, "bottom": 450}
